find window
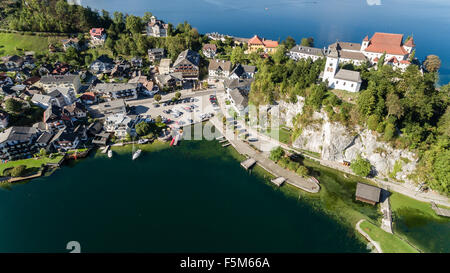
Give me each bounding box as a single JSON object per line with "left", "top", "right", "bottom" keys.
{"left": 343, "top": 82, "right": 346, "bottom": 86}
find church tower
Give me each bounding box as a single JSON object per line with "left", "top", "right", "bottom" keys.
{"left": 323, "top": 48, "right": 339, "bottom": 84}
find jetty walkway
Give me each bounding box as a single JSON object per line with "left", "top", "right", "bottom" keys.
{"left": 210, "top": 117, "right": 319, "bottom": 194}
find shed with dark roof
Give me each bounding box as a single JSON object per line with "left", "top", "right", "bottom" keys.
{"left": 355, "top": 183, "right": 381, "bottom": 205}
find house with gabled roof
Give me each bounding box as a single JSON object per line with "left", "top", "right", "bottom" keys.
{"left": 173, "top": 49, "right": 200, "bottom": 80}
{"left": 146, "top": 16, "right": 168, "bottom": 38}
{"left": 321, "top": 48, "right": 362, "bottom": 93}
{"left": 247, "top": 35, "right": 279, "bottom": 54}
{"left": 202, "top": 44, "right": 217, "bottom": 58}
{"left": 208, "top": 59, "right": 232, "bottom": 80}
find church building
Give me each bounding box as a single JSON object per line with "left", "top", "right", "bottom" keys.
{"left": 321, "top": 48, "right": 362, "bottom": 93}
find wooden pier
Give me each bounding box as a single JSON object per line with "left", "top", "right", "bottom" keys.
{"left": 271, "top": 177, "right": 286, "bottom": 187}
{"left": 241, "top": 158, "right": 256, "bottom": 170}
{"left": 222, "top": 143, "right": 231, "bottom": 147}
{"left": 431, "top": 202, "right": 450, "bottom": 217}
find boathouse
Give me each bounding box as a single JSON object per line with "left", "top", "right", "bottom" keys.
{"left": 355, "top": 182, "right": 381, "bottom": 205}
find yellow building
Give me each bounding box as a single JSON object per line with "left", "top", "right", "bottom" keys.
{"left": 247, "top": 35, "right": 279, "bottom": 54}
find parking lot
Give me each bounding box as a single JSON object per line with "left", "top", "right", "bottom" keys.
{"left": 129, "top": 93, "right": 220, "bottom": 128}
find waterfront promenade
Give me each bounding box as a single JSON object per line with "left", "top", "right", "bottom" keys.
{"left": 209, "top": 116, "right": 320, "bottom": 194}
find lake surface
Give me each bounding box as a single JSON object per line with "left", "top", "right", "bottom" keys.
{"left": 81, "top": 0, "right": 450, "bottom": 85}
{"left": 0, "top": 140, "right": 370, "bottom": 253}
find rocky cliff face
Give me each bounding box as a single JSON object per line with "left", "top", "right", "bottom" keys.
{"left": 277, "top": 97, "right": 418, "bottom": 182}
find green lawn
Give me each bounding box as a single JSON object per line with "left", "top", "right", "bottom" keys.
{"left": 359, "top": 220, "right": 419, "bottom": 253}
{"left": 390, "top": 192, "right": 442, "bottom": 219}
{"left": 0, "top": 33, "right": 66, "bottom": 56}
{"left": 0, "top": 155, "right": 64, "bottom": 175}
{"left": 263, "top": 127, "right": 292, "bottom": 144}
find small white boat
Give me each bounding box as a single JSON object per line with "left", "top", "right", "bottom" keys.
{"left": 107, "top": 150, "right": 113, "bottom": 158}
{"left": 132, "top": 149, "right": 142, "bottom": 160}
{"left": 138, "top": 139, "right": 149, "bottom": 144}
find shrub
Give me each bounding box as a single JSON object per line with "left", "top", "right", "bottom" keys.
{"left": 269, "top": 146, "right": 285, "bottom": 162}
{"left": 350, "top": 155, "right": 372, "bottom": 177}
{"left": 288, "top": 161, "right": 299, "bottom": 171}
{"left": 367, "top": 114, "right": 379, "bottom": 131}
{"left": 11, "top": 165, "right": 27, "bottom": 177}
{"left": 384, "top": 122, "right": 396, "bottom": 141}
{"left": 296, "top": 166, "right": 309, "bottom": 177}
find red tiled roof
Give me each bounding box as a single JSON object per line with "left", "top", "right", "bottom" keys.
{"left": 202, "top": 44, "right": 217, "bottom": 51}
{"left": 373, "top": 57, "right": 379, "bottom": 62}
{"left": 364, "top": 32, "right": 408, "bottom": 55}
{"left": 248, "top": 35, "right": 264, "bottom": 45}
{"left": 363, "top": 35, "right": 369, "bottom": 41}
{"left": 404, "top": 37, "right": 415, "bottom": 47}
{"left": 263, "top": 39, "right": 279, "bottom": 48}
{"left": 400, "top": 60, "right": 411, "bottom": 64}
{"left": 90, "top": 28, "right": 105, "bottom": 36}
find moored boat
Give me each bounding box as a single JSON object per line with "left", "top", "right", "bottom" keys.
{"left": 108, "top": 150, "right": 113, "bottom": 158}
{"left": 132, "top": 149, "right": 142, "bottom": 160}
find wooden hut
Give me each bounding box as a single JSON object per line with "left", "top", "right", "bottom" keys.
{"left": 355, "top": 182, "right": 381, "bottom": 205}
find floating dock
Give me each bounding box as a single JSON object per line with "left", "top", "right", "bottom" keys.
{"left": 431, "top": 202, "right": 450, "bottom": 217}
{"left": 219, "top": 139, "right": 228, "bottom": 143}
{"left": 271, "top": 177, "right": 286, "bottom": 187}
{"left": 222, "top": 143, "right": 231, "bottom": 147}
{"left": 240, "top": 158, "right": 256, "bottom": 170}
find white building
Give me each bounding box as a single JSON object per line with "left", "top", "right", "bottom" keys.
{"left": 104, "top": 113, "right": 138, "bottom": 138}
{"left": 321, "top": 48, "right": 362, "bottom": 93}
{"left": 146, "top": 16, "right": 168, "bottom": 38}
{"left": 327, "top": 32, "right": 415, "bottom": 71}
{"left": 289, "top": 45, "right": 325, "bottom": 62}
{"left": 208, "top": 59, "right": 232, "bottom": 81}
{"left": 93, "top": 83, "right": 138, "bottom": 101}
{"left": 39, "top": 74, "right": 81, "bottom": 94}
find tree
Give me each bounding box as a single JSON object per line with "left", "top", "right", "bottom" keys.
{"left": 367, "top": 114, "right": 379, "bottom": 131}
{"left": 386, "top": 92, "right": 404, "bottom": 118}
{"left": 174, "top": 91, "right": 181, "bottom": 100}
{"left": 282, "top": 36, "right": 296, "bottom": 50}
{"left": 135, "top": 121, "right": 151, "bottom": 136}
{"left": 296, "top": 166, "right": 309, "bottom": 177}
{"left": 230, "top": 46, "right": 246, "bottom": 65}
{"left": 142, "top": 12, "right": 153, "bottom": 22}
{"left": 154, "top": 94, "right": 162, "bottom": 102}
{"left": 270, "top": 146, "right": 285, "bottom": 162}
{"left": 39, "top": 148, "right": 47, "bottom": 157}
{"left": 378, "top": 52, "right": 386, "bottom": 68}
{"left": 126, "top": 15, "right": 144, "bottom": 34}
{"left": 384, "top": 122, "right": 396, "bottom": 141}
{"left": 423, "top": 55, "right": 441, "bottom": 72}
{"left": 11, "top": 165, "right": 27, "bottom": 177}
{"left": 350, "top": 155, "right": 372, "bottom": 177}
{"left": 155, "top": 115, "right": 162, "bottom": 123}
{"left": 5, "top": 98, "right": 22, "bottom": 113}
{"left": 300, "top": 37, "right": 314, "bottom": 47}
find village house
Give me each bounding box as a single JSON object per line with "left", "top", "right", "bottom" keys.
{"left": 31, "top": 94, "right": 53, "bottom": 109}
{"left": 39, "top": 74, "right": 81, "bottom": 94}
{"left": 90, "top": 28, "right": 107, "bottom": 46}
{"left": 173, "top": 49, "right": 200, "bottom": 80}
{"left": 80, "top": 91, "right": 97, "bottom": 105}
{"left": 155, "top": 73, "right": 183, "bottom": 89}
{"left": 247, "top": 35, "right": 279, "bottom": 54}
{"left": 43, "top": 105, "right": 68, "bottom": 132}
{"left": 89, "top": 55, "right": 115, "bottom": 74}
{"left": 202, "top": 44, "right": 217, "bottom": 58}
{"left": 128, "top": 75, "right": 159, "bottom": 96}
{"left": 146, "top": 16, "right": 168, "bottom": 38}
{"left": 104, "top": 113, "right": 138, "bottom": 138}
{"left": 63, "top": 102, "right": 87, "bottom": 120}
{"left": 148, "top": 48, "right": 165, "bottom": 62}
{"left": 229, "top": 64, "right": 257, "bottom": 80}
{"left": 1, "top": 55, "right": 24, "bottom": 71}
{"left": 61, "top": 38, "right": 80, "bottom": 51}
{"left": 50, "top": 125, "right": 87, "bottom": 151}
{"left": 0, "top": 126, "right": 41, "bottom": 160}
{"left": 97, "top": 99, "right": 127, "bottom": 115}
{"left": 208, "top": 59, "right": 232, "bottom": 82}
{"left": 289, "top": 45, "right": 326, "bottom": 62}
{"left": 158, "top": 58, "right": 172, "bottom": 75}
{"left": 321, "top": 48, "right": 362, "bottom": 93}
{"left": 93, "top": 83, "right": 138, "bottom": 101}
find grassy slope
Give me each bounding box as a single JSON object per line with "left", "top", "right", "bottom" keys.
{"left": 0, "top": 33, "right": 65, "bottom": 56}
{"left": 360, "top": 220, "right": 419, "bottom": 253}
